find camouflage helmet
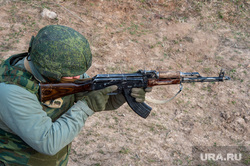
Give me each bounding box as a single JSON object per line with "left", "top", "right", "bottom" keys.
{"left": 28, "top": 25, "right": 92, "bottom": 82}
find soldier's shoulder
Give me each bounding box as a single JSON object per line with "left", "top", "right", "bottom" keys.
{"left": 0, "top": 83, "right": 33, "bottom": 98}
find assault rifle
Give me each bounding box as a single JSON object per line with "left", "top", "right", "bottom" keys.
{"left": 39, "top": 69, "right": 230, "bottom": 118}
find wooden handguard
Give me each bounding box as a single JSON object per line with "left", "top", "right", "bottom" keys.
{"left": 147, "top": 71, "right": 181, "bottom": 87}
{"left": 159, "top": 71, "right": 181, "bottom": 79}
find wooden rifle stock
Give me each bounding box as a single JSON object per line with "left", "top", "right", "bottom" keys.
{"left": 40, "top": 78, "right": 93, "bottom": 102}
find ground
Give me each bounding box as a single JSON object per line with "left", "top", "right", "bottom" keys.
{"left": 0, "top": 0, "right": 249, "bottom": 165}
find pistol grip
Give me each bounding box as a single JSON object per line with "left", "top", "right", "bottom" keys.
{"left": 123, "top": 89, "right": 152, "bottom": 119}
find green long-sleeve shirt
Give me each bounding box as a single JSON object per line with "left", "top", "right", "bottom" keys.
{"left": 0, "top": 59, "right": 94, "bottom": 155}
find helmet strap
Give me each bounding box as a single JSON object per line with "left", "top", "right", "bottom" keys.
{"left": 28, "top": 36, "right": 35, "bottom": 53}
{"left": 25, "top": 56, "right": 47, "bottom": 83}
{"left": 24, "top": 57, "right": 32, "bottom": 74}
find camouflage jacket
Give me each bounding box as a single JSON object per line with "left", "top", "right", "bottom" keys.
{"left": 0, "top": 53, "right": 94, "bottom": 165}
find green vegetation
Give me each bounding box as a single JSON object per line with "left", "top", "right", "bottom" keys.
{"left": 119, "top": 147, "right": 130, "bottom": 154}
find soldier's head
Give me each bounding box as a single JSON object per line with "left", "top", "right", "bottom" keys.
{"left": 27, "top": 25, "right": 92, "bottom": 82}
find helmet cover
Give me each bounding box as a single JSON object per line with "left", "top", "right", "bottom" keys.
{"left": 29, "top": 25, "right": 92, "bottom": 81}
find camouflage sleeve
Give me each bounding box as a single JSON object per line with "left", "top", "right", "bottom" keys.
{"left": 0, "top": 83, "right": 94, "bottom": 155}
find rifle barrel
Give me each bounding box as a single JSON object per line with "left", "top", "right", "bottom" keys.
{"left": 181, "top": 76, "right": 230, "bottom": 83}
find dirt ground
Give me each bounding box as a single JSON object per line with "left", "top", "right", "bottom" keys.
{"left": 0, "top": 0, "right": 249, "bottom": 165}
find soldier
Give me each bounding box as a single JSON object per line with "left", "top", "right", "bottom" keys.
{"left": 0, "top": 25, "right": 151, "bottom": 165}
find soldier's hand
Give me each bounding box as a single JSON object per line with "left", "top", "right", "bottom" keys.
{"left": 106, "top": 87, "right": 153, "bottom": 110}
{"left": 105, "top": 93, "right": 126, "bottom": 110}
{"left": 83, "top": 85, "right": 118, "bottom": 112}
{"left": 131, "top": 87, "right": 152, "bottom": 103}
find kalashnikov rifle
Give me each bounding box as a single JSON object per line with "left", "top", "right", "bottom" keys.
{"left": 39, "top": 69, "right": 230, "bottom": 118}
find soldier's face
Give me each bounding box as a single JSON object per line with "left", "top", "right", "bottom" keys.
{"left": 61, "top": 75, "right": 81, "bottom": 80}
